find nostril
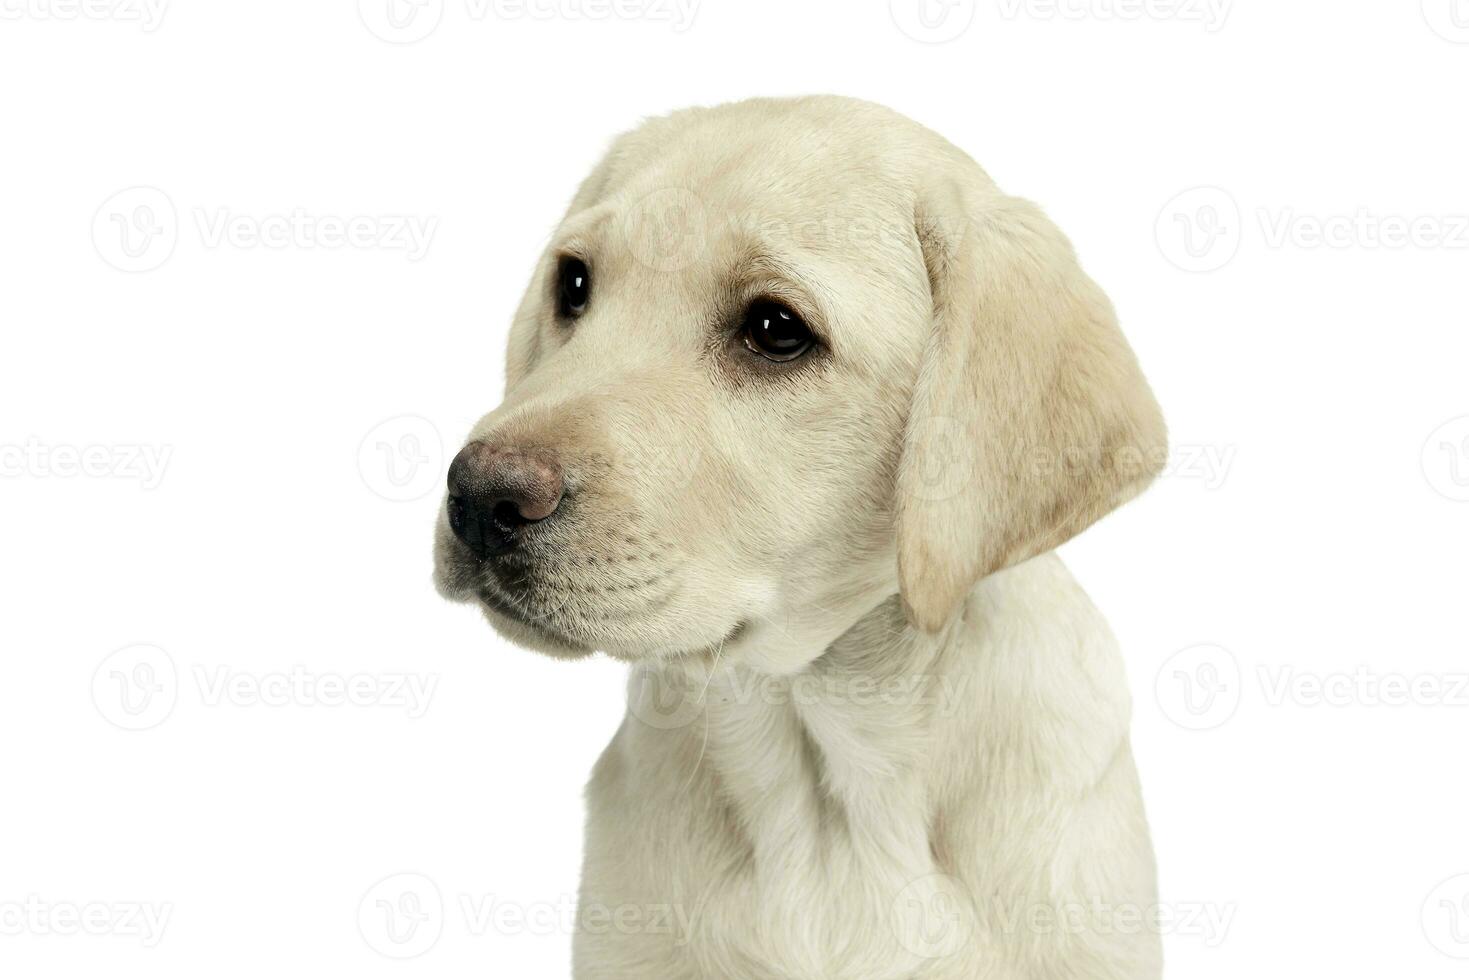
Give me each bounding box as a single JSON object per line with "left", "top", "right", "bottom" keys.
{"left": 491, "top": 500, "right": 527, "bottom": 529}
{"left": 447, "top": 494, "right": 518, "bottom": 559}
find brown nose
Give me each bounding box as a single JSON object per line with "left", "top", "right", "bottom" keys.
{"left": 446, "top": 441, "right": 564, "bottom": 557}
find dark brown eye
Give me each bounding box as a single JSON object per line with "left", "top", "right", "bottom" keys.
{"left": 742, "top": 300, "right": 813, "bottom": 362}
{"left": 556, "top": 257, "right": 590, "bottom": 317}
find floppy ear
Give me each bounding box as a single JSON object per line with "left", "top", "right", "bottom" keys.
{"left": 896, "top": 180, "right": 1167, "bottom": 631}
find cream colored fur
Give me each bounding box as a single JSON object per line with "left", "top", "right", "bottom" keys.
{"left": 434, "top": 96, "right": 1167, "bottom": 979}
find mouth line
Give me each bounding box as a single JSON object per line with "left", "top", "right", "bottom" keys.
{"left": 478, "top": 577, "right": 683, "bottom": 630}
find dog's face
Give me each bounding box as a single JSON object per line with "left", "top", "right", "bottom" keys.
{"left": 435, "top": 97, "right": 1167, "bottom": 670}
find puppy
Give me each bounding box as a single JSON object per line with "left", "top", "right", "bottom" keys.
{"left": 435, "top": 96, "right": 1167, "bottom": 980}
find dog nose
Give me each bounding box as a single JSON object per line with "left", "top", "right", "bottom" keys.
{"left": 446, "top": 441, "right": 564, "bottom": 557}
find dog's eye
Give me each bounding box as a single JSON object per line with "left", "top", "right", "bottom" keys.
{"left": 556, "top": 257, "right": 591, "bottom": 318}
{"left": 742, "top": 300, "right": 813, "bottom": 362}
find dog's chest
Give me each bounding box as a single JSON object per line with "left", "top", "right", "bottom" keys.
{"left": 577, "top": 666, "right": 967, "bottom": 979}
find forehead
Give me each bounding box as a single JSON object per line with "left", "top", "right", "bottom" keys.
{"left": 557, "top": 104, "right": 925, "bottom": 308}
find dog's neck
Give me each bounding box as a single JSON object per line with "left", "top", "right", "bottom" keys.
{"left": 631, "top": 590, "right": 954, "bottom": 872}
{"left": 627, "top": 554, "right": 1133, "bottom": 871}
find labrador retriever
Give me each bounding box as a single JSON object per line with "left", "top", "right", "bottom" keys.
{"left": 434, "top": 95, "right": 1167, "bottom": 980}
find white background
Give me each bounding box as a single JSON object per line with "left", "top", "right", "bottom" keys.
{"left": 2, "top": 1, "right": 1467, "bottom": 976}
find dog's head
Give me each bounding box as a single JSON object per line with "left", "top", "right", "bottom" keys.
{"left": 434, "top": 97, "right": 1166, "bottom": 669}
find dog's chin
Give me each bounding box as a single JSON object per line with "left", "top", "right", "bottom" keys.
{"left": 448, "top": 575, "right": 746, "bottom": 665}
{"left": 478, "top": 593, "right": 747, "bottom": 665}
{"left": 476, "top": 598, "right": 597, "bottom": 661}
